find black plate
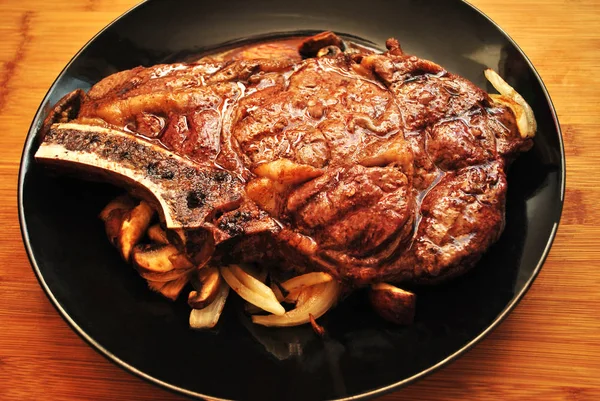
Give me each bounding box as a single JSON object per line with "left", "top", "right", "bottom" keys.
{"left": 18, "top": 1, "right": 565, "bottom": 400}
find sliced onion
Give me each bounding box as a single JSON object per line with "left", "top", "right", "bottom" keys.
{"left": 189, "top": 280, "right": 230, "bottom": 329}
{"left": 484, "top": 68, "right": 537, "bottom": 139}
{"left": 220, "top": 266, "right": 285, "bottom": 316}
{"left": 229, "top": 265, "right": 279, "bottom": 302}
{"left": 281, "top": 272, "right": 333, "bottom": 292}
{"left": 252, "top": 280, "right": 341, "bottom": 327}
{"left": 280, "top": 272, "right": 334, "bottom": 303}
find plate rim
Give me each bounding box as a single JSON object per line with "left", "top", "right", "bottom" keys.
{"left": 17, "top": 1, "right": 566, "bottom": 400}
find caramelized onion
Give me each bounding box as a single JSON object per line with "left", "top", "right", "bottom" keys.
{"left": 220, "top": 265, "right": 285, "bottom": 315}
{"left": 252, "top": 280, "right": 341, "bottom": 327}
{"left": 281, "top": 272, "right": 333, "bottom": 292}
{"left": 484, "top": 68, "right": 537, "bottom": 139}
{"left": 282, "top": 272, "right": 334, "bottom": 303}
{"left": 253, "top": 159, "right": 323, "bottom": 185}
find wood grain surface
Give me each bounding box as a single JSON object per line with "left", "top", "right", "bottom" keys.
{"left": 1, "top": 0, "right": 599, "bottom": 400}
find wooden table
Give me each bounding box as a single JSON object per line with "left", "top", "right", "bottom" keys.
{"left": 1, "top": 0, "right": 599, "bottom": 400}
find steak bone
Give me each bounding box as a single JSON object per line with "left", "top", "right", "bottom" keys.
{"left": 35, "top": 123, "right": 245, "bottom": 253}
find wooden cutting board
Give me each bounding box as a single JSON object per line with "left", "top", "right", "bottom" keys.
{"left": 1, "top": 0, "right": 599, "bottom": 400}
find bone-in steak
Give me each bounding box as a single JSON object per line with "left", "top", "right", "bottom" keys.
{"left": 35, "top": 32, "right": 533, "bottom": 287}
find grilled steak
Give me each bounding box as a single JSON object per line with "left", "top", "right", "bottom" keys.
{"left": 35, "top": 32, "right": 534, "bottom": 287}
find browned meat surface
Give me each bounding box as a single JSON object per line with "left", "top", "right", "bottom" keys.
{"left": 286, "top": 164, "right": 414, "bottom": 266}
{"left": 231, "top": 56, "right": 406, "bottom": 170}
{"left": 37, "top": 32, "right": 533, "bottom": 287}
{"left": 360, "top": 41, "right": 489, "bottom": 131}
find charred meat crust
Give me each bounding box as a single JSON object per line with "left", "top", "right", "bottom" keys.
{"left": 39, "top": 89, "right": 85, "bottom": 142}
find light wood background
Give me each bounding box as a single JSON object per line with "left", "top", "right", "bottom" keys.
{"left": 1, "top": 0, "right": 599, "bottom": 400}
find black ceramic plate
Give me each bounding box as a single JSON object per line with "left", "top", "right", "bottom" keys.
{"left": 18, "top": 1, "right": 564, "bottom": 400}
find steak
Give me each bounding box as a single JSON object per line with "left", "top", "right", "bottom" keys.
{"left": 35, "top": 32, "right": 534, "bottom": 287}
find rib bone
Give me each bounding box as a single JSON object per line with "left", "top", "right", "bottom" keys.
{"left": 35, "top": 123, "right": 244, "bottom": 231}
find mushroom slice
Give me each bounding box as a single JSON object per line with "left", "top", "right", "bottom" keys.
{"left": 316, "top": 46, "right": 342, "bottom": 58}
{"left": 188, "top": 266, "right": 222, "bottom": 309}
{"left": 100, "top": 195, "right": 135, "bottom": 247}
{"left": 169, "top": 252, "right": 196, "bottom": 270}
{"left": 103, "top": 209, "right": 128, "bottom": 248}
{"left": 99, "top": 194, "right": 135, "bottom": 221}
{"left": 147, "top": 274, "right": 190, "bottom": 301}
{"left": 252, "top": 280, "right": 341, "bottom": 327}
{"left": 253, "top": 159, "right": 323, "bottom": 186}
{"left": 220, "top": 265, "right": 285, "bottom": 316}
{"left": 132, "top": 243, "right": 194, "bottom": 282}
{"left": 368, "top": 282, "right": 416, "bottom": 325}
{"left": 119, "top": 200, "right": 155, "bottom": 261}
{"left": 147, "top": 224, "right": 169, "bottom": 244}
{"left": 298, "top": 31, "right": 345, "bottom": 58}
{"left": 189, "top": 280, "right": 230, "bottom": 330}
{"left": 484, "top": 68, "right": 537, "bottom": 139}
